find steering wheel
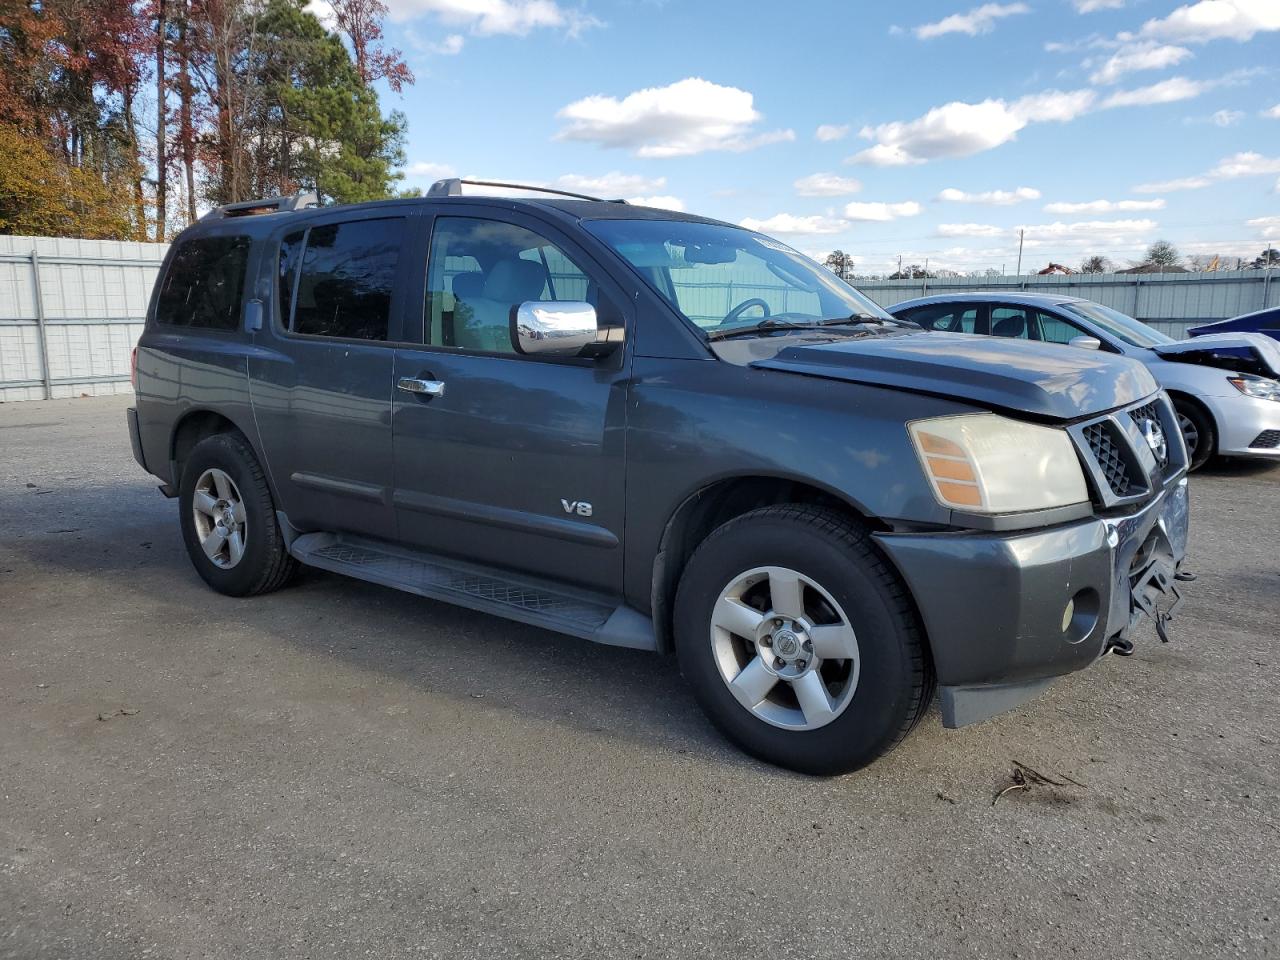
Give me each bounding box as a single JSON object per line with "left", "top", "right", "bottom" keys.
{"left": 723, "top": 298, "right": 772, "bottom": 325}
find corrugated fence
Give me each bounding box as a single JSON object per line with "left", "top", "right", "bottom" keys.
{"left": 853, "top": 270, "right": 1279, "bottom": 340}
{"left": 0, "top": 235, "right": 168, "bottom": 402}
{"left": 1, "top": 233, "right": 1277, "bottom": 402}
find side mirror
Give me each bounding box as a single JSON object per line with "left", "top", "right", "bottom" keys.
{"left": 1069, "top": 335, "right": 1102, "bottom": 351}
{"left": 511, "top": 301, "right": 616, "bottom": 358}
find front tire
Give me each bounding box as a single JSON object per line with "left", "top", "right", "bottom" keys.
{"left": 178, "top": 432, "right": 297, "bottom": 597}
{"left": 1173, "top": 398, "right": 1215, "bottom": 472}
{"left": 674, "top": 505, "right": 934, "bottom": 776}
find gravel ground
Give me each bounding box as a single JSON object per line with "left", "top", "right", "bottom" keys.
{"left": 1, "top": 395, "right": 1277, "bottom": 960}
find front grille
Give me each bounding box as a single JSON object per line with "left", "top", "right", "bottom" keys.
{"left": 1083, "top": 422, "right": 1134, "bottom": 497}
{"left": 1129, "top": 401, "right": 1170, "bottom": 469}
{"left": 1250, "top": 429, "right": 1280, "bottom": 449}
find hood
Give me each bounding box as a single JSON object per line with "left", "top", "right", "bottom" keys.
{"left": 747, "top": 330, "right": 1158, "bottom": 421}
{"left": 1153, "top": 332, "right": 1280, "bottom": 379}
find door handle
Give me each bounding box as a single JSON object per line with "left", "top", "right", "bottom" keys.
{"left": 397, "top": 377, "right": 445, "bottom": 397}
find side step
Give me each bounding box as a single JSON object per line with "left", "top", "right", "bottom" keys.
{"left": 289, "top": 533, "right": 656, "bottom": 651}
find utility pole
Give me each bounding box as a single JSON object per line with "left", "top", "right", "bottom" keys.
{"left": 897, "top": 254, "right": 903, "bottom": 278}
{"left": 1015, "top": 229, "right": 1024, "bottom": 276}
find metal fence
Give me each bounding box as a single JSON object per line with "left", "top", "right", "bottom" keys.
{"left": 0, "top": 235, "right": 168, "bottom": 402}
{"left": 852, "top": 270, "right": 1279, "bottom": 340}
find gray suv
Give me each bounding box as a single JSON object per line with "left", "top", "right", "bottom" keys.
{"left": 127, "top": 179, "right": 1191, "bottom": 774}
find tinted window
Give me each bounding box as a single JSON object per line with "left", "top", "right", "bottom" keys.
{"left": 902, "top": 304, "right": 977, "bottom": 333}
{"left": 278, "top": 230, "right": 304, "bottom": 326}
{"left": 1036, "top": 310, "right": 1084, "bottom": 345}
{"left": 990, "top": 306, "right": 1033, "bottom": 340}
{"left": 289, "top": 218, "right": 404, "bottom": 341}
{"left": 425, "top": 217, "right": 614, "bottom": 354}
{"left": 154, "top": 235, "right": 251, "bottom": 330}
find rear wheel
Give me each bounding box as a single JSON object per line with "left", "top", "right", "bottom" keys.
{"left": 1173, "top": 398, "right": 1215, "bottom": 472}
{"left": 178, "top": 432, "right": 297, "bottom": 596}
{"left": 674, "top": 505, "right": 933, "bottom": 776}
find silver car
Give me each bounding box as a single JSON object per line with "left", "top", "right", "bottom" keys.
{"left": 890, "top": 292, "right": 1280, "bottom": 471}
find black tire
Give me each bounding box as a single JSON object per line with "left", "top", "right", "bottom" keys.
{"left": 178, "top": 431, "right": 297, "bottom": 597}
{"left": 1173, "top": 397, "right": 1215, "bottom": 472}
{"left": 673, "top": 505, "right": 934, "bottom": 776}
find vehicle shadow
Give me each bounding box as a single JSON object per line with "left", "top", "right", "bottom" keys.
{"left": 1198, "top": 457, "right": 1280, "bottom": 479}
{"left": 3, "top": 504, "right": 829, "bottom": 780}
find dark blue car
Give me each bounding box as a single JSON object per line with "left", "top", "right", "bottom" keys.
{"left": 1189, "top": 306, "right": 1280, "bottom": 342}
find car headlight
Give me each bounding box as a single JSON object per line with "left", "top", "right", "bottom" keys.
{"left": 909, "top": 414, "right": 1089, "bottom": 514}
{"left": 1227, "top": 375, "right": 1280, "bottom": 402}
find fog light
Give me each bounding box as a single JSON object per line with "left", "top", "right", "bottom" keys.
{"left": 1062, "top": 588, "right": 1101, "bottom": 645}
{"left": 1061, "top": 599, "right": 1075, "bottom": 634}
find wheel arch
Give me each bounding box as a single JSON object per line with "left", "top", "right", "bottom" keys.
{"left": 169, "top": 408, "right": 267, "bottom": 490}
{"left": 649, "top": 474, "right": 890, "bottom": 654}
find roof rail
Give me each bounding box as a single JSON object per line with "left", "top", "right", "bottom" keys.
{"left": 201, "top": 191, "right": 320, "bottom": 221}
{"left": 426, "top": 178, "right": 627, "bottom": 204}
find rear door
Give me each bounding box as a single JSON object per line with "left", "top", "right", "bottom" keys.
{"left": 247, "top": 207, "right": 418, "bottom": 540}
{"left": 390, "top": 207, "right": 632, "bottom": 594}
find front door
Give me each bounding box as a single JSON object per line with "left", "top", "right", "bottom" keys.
{"left": 391, "top": 209, "right": 631, "bottom": 594}
{"left": 248, "top": 209, "right": 416, "bottom": 540}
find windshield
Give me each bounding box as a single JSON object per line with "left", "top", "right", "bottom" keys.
{"left": 1061, "top": 301, "right": 1174, "bottom": 348}
{"left": 583, "top": 219, "right": 895, "bottom": 336}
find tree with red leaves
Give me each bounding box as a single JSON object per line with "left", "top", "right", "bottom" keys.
{"left": 328, "top": 0, "right": 413, "bottom": 93}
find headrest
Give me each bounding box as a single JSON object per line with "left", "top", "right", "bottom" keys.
{"left": 482, "top": 259, "right": 546, "bottom": 305}
{"left": 992, "top": 314, "right": 1026, "bottom": 338}
{"left": 451, "top": 271, "right": 484, "bottom": 300}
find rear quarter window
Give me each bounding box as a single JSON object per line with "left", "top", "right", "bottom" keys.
{"left": 154, "top": 235, "right": 252, "bottom": 330}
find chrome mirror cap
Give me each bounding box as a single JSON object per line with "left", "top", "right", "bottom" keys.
{"left": 1069, "top": 335, "right": 1102, "bottom": 351}
{"left": 512, "top": 301, "right": 605, "bottom": 357}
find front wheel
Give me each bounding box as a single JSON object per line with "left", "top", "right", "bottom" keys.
{"left": 674, "top": 505, "right": 934, "bottom": 776}
{"left": 1173, "top": 398, "right": 1215, "bottom": 472}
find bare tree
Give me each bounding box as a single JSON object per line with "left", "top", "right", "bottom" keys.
{"left": 1079, "top": 255, "right": 1112, "bottom": 274}
{"left": 823, "top": 249, "right": 855, "bottom": 280}
{"left": 1144, "top": 239, "right": 1182, "bottom": 267}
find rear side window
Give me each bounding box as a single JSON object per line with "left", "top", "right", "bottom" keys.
{"left": 283, "top": 218, "right": 404, "bottom": 341}
{"left": 154, "top": 235, "right": 251, "bottom": 330}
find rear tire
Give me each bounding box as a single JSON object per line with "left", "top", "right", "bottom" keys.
{"left": 1173, "top": 398, "right": 1215, "bottom": 472}
{"left": 178, "top": 432, "right": 297, "bottom": 597}
{"left": 674, "top": 505, "right": 934, "bottom": 776}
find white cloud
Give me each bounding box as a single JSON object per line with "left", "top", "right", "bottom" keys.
{"left": 1210, "top": 151, "right": 1280, "bottom": 178}
{"left": 937, "top": 186, "right": 1040, "bottom": 205}
{"left": 1044, "top": 198, "right": 1166, "bottom": 213}
{"left": 1133, "top": 175, "right": 1213, "bottom": 192}
{"left": 794, "top": 173, "right": 863, "bottom": 197}
{"left": 555, "top": 172, "right": 668, "bottom": 196}
{"left": 848, "top": 89, "right": 1094, "bottom": 166}
{"left": 1100, "top": 76, "right": 1206, "bottom": 108}
{"left": 842, "top": 200, "right": 923, "bottom": 221}
{"left": 1016, "top": 218, "right": 1160, "bottom": 241}
{"left": 815, "top": 124, "right": 851, "bottom": 142}
{"left": 1249, "top": 215, "right": 1280, "bottom": 239}
{"left": 555, "top": 78, "right": 795, "bottom": 158}
{"left": 430, "top": 33, "right": 465, "bottom": 54}
{"left": 386, "top": 0, "right": 601, "bottom": 36}
{"left": 1264, "top": 104, "right": 1280, "bottom": 118}
{"left": 628, "top": 195, "right": 686, "bottom": 212}
{"left": 1074, "top": 0, "right": 1124, "bottom": 10}
{"left": 1089, "top": 42, "right": 1192, "bottom": 84}
{"left": 1209, "top": 109, "right": 1245, "bottom": 126}
{"left": 914, "top": 3, "right": 1029, "bottom": 39}
{"left": 738, "top": 213, "right": 847, "bottom": 236}
{"left": 405, "top": 161, "right": 457, "bottom": 179}
{"left": 937, "top": 223, "right": 1008, "bottom": 237}
{"left": 1139, "top": 0, "right": 1280, "bottom": 44}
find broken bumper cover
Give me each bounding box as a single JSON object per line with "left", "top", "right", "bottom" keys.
{"left": 875, "top": 476, "right": 1190, "bottom": 728}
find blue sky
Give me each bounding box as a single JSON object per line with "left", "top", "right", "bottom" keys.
{"left": 357, "top": 0, "right": 1280, "bottom": 275}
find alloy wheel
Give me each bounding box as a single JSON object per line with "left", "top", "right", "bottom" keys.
{"left": 709, "top": 565, "right": 860, "bottom": 731}
{"left": 191, "top": 468, "right": 247, "bottom": 569}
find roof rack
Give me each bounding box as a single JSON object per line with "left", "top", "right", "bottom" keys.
{"left": 426, "top": 178, "right": 627, "bottom": 204}
{"left": 201, "top": 191, "right": 320, "bottom": 220}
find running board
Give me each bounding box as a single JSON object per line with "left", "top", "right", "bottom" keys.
{"left": 289, "top": 533, "right": 656, "bottom": 651}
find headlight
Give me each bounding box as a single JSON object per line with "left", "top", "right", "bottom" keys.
{"left": 909, "top": 414, "right": 1089, "bottom": 514}
{"left": 1227, "top": 375, "right": 1280, "bottom": 402}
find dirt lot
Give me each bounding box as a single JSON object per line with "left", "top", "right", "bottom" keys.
{"left": 1, "top": 394, "right": 1277, "bottom": 960}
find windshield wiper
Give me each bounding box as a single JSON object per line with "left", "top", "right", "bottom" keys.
{"left": 706, "top": 315, "right": 894, "bottom": 342}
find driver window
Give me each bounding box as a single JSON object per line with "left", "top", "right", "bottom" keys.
{"left": 1035, "top": 310, "right": 1085, "bottom": 345}
{"left": 667, "top": 249, "right": 822, "bottom": 328}
{"left": 989, "top": 306, "right": 1032, "bottom": 340}
{"left": 424, "top": 217, "right": 615, "bottom": 354}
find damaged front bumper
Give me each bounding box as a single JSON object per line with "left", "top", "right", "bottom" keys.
{"left": 875, "top": 475, "right": 1190, "bottom": 728}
